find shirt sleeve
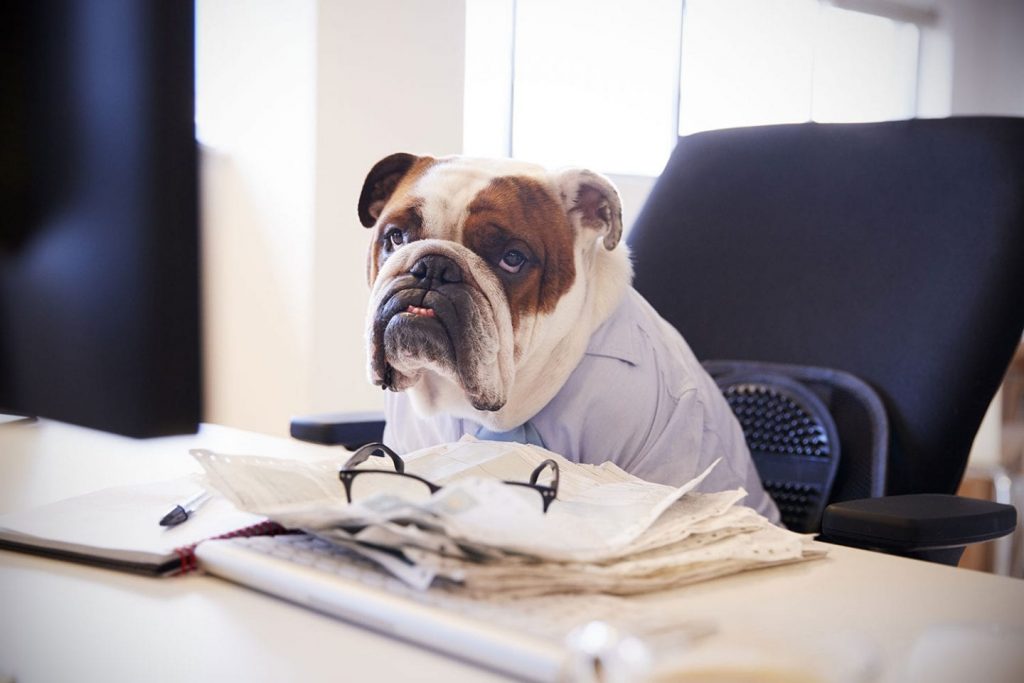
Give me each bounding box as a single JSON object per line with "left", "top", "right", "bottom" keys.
{"left": 633, "top": 386, "right": 781, "bottom": 524}
{"left": 532, "top": 335, "right": 781, "bottom": 524}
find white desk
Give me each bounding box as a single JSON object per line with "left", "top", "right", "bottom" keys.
{"left": 2, "top": 419, "right": 1023, "bottom": 683}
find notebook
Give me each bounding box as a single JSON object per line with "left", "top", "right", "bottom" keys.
{"left": 195, "top": 533, "right": 712, "bottom": 683}
{"left": 0, "top": 477, "right": 276, "bottom": 576}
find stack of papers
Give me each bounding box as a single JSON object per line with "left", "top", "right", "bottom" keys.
{"left": 193, "top": 438, "right": 825, "bottom": 596}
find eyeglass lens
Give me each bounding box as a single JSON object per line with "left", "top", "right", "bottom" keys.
{"left": 343, "top": 471, "right": 435, "bottom": 504}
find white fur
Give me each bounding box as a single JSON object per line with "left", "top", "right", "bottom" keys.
{"left": 413, "top": 157, "right": 549, "bottom": 243}
{"left": 366, "top": 157, "right": 632, "bottom": 431}
{"left": 366, "top": 238, "right": 515, "bottom": 414}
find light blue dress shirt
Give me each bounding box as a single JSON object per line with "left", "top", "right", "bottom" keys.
{"left": 383, "top": 287, "right": 781, "bottom": 524}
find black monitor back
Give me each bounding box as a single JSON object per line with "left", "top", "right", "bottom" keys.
{"left": 0, "top": 0, "right": 200, "bottom": 437}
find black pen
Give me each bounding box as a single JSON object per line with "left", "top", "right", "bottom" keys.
{"left": 159, "top": 490, "right": 212, "bottom": 527}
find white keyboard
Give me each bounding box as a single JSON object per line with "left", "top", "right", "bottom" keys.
{"left": 211, "top": 533, "right": 644, "bottom": 641}
{"left": 196, "top": 533, "right": 705, "bottom": 682}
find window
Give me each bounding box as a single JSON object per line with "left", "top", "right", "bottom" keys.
{"left": 810, "top": 4, "right": 920, "bottom": 123}
{"left": 465, "top": 0, "right": 927, "bottom": 177}
{"left": 510, "top": 0, "right": 683, "bottom": 176}
{"left": 679, "top": 0, "right": 921, "bottom": 135}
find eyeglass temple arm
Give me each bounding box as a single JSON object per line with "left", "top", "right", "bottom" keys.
{"left": 528, "top": 459, "right": 559, "bottom": 489}
{"left": 344, "top": 442, "right": 406, "bottom": 474}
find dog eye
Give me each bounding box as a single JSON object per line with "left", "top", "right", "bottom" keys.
{"left": 383, "top": 227, "right": 406, "bottom": 249}
{"left": 499, "top": 249, "right": 527, "bottom": 274}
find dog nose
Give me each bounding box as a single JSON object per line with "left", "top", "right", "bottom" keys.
{"left": 409, "top": 254, "right": 463, "bottom": 285}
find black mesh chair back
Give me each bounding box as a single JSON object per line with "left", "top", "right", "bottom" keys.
{"left": 629, "top": 118, "right": 1024, "bottom": 503}
{"left": 705, "top": 361, "right": 887, "bottom": 531}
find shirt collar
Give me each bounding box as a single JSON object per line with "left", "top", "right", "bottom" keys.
{"left": 583, "top": 295, "right": 642, "bottom": 367}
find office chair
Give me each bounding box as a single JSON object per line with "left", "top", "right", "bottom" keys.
{"left": 293, "top": 117, "right": 1023, "bottom": 564}
{"left": 702, "top": 360, "right": 888, "bottom": 534}
{"left": 628, "top": 117, "right": 1023, "bottom": 564}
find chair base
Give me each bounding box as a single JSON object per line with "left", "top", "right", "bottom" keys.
{"left": 822, "top": 536, "right": 966, "bottom": 566}
{"left": 900, "top": 546, "right": 965, "bottom": 566}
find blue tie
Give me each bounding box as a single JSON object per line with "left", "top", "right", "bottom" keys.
{"left": 475, "top": 421, "right": 545, "bottom": 448}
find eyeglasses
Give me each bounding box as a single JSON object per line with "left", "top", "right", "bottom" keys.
{"left": 338, "top": 442, "right": 560, "bottom": 513}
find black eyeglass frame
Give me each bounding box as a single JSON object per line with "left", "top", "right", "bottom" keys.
{"left": 338, "top": 442, "right": 560, "bottom": 513}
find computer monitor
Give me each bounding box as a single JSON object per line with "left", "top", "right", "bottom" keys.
{"left": 0, "top": 1, "right": 201, "bottom": 437}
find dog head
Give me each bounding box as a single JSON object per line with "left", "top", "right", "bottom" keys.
{"left": 359, "top": 153, "right": 632, "bottom": 430}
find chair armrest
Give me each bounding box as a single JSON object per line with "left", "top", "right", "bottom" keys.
{"left": 289, "top": 411, "right": 385, "bottom": 449}
{"left": 820, "top": 494, "right": 1017, "bottom": 564}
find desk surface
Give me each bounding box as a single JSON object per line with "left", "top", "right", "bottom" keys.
{"left": 2, "top": 419, "right": 1023, "bottom": 683}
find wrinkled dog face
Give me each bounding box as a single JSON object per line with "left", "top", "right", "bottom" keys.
{"left": 359, "top": 153, "right": 624, "bottom": 422}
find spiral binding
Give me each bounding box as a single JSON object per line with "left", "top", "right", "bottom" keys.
{"left": 173, "top": 521, "right": 291, "bottom": 574}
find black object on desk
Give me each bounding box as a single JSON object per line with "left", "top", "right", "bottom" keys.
{"left": 159, "top": 491, "right": 212, "bottom": 528}
{"left": 0, "top": 1, "right": 201, "bottom": 438}
{"left": 291, "top": 411, "right": 386, "bottom": 451}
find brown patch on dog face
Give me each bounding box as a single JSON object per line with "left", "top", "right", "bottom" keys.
{"left": 365, "top": 157, "right": 438, "bottom": 285}
{"left": 463, "top": 175, "right": 576, "bottom": 328}
{"left": 368, "top": 202, "right": 424, "bottom": 285}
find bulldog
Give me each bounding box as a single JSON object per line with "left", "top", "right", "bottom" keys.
{"left": 359, "top": 153, "right": 779, "bottom": 522}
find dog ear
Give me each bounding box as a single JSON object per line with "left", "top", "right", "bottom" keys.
{"left": 551, "top": 169, "right": 623, "bottom": 250}
{"left": 358, "top": 153, "right": 420, "bottom": 227}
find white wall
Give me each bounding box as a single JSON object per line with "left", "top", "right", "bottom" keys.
{"left": 310, "top": 1, "right": 466, "bottom": 417}
{"left": 943, "top": 0, "right": 1024, "bottom": 117}
{"left": 197, "top": 0, "right": 465, "bottom": 436}
{"left": 197, "top": 0, "right": 318, "bottom": 435}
